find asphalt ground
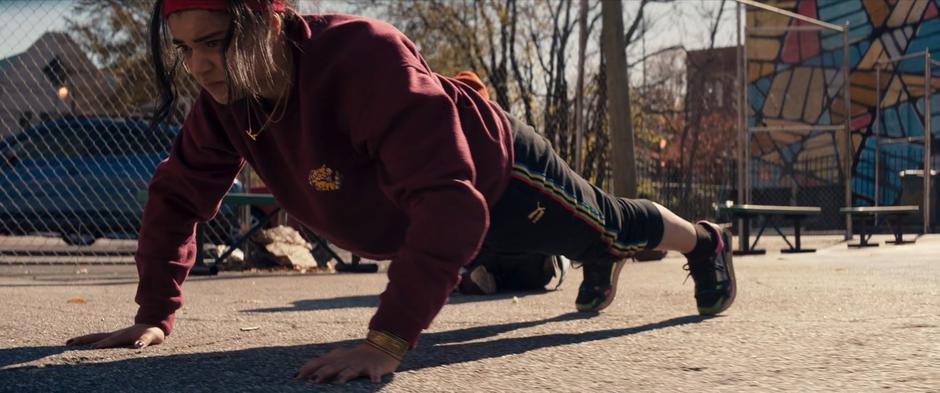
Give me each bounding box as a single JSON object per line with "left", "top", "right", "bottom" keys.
{"left": 0, "top": 234, "right": 937, "bottom": 392}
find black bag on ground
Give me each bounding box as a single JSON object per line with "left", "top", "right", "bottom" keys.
{"left": 480, "top": 252, "right": 568, "bottom": 291}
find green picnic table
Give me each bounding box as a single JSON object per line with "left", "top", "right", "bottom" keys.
{"left": 839, "top": 205, "right": 920, "bottom": 247}
{"left": 717, "top": 204, "right": 822, "bottom": 255}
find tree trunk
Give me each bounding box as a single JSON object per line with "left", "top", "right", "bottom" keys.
{"left": 601, "top": 0, "right": 636, "bottom": 198}
{"left": 574, "top": 0, "right": 588, "bottom": 173}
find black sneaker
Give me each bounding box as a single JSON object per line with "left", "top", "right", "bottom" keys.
{"left": 575, "top": 259, "right": 626, "bottom": 312}
{"left": 684, "top": 221, "right": 736, "bottom": 315}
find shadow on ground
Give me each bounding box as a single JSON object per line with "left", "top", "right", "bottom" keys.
{"left": 244, "top": 291, "right": 555, "bottom": 313}
{"left": 0, "top": 272, "right": 326, "bottom": 288}
{"left": 0, "top": 314, "right": 706, "bottom": 392}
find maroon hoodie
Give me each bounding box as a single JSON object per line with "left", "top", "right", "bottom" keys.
{"left": 134, "top": 14, "right": 513, "bottom": 347}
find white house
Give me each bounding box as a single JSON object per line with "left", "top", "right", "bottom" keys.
{"left": 0, "top": 31, "right": 113, "bottom": 138}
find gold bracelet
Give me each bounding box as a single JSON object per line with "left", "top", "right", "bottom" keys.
{"left": 366, "top": 330, "right": 408, "bottom": 361}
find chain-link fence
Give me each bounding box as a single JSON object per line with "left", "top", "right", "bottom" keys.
{"left": 742, "top": 3, "right": 851, "bottom": 231}
{"left": 742, "top": 0, "right": 940, "bottom": 233}
{"left": 0, "top": 1, "right": 247, "bottom": 263}
{"left": 0, "top": 1, "right": 745, "bottom": 264}
{"left": 636, "top": 157, "right": 737, "bottom": 224}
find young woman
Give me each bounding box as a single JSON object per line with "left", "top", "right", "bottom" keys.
{"left": 66, "top": 0, "right": 736, "bottom": 384}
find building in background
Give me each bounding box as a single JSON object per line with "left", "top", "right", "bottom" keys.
{"left": 687, "top": 46, "right": 738, "bottom": 114}
{"left": 681, "top": 45, "right": 739, "bottom": 168}
{"left": 0, "top": 31, "right": 112, "bottom": 137}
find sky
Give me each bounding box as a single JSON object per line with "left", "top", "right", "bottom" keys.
{"left": 0, "top": 0, "right": 71, "bottom": 59}
{"left": 0, "top": 0, "right": 740, "bottom": 72}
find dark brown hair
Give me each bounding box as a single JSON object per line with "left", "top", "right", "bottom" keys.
{"left": 148, "top": 0, "right": 297, "bottom": 129}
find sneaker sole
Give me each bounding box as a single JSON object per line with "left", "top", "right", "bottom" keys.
{"left": 698, "top": 228, "right": 737, "bottom": 315}
{"left": 576, "top": 259, "right": 626, "bottom": 312}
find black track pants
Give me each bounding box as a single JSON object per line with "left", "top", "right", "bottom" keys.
{"left": 475, "top": 113, "right": 665, "bottom": 271}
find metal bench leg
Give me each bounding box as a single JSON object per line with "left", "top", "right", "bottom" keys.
{"left": 334, "top": 253, "right": 377, "bottom": 273}
{"left": 848, "top": 216, "right": 878, "bottom": 248}
{"left": 885, "top": 215, "right": 916, "bottom": 245}
{"left": 734, "top": 214, "right": 768, "bottom": 255}
{"left": 781, "top": 217, "right": 816, "bottom": 253}
{"left": 215, "top": 207, "right": 280, "bottom": 265}
{"left": 737, "top": 216, "right": 749, "bottom": 254}
{"left": 191, "top": 224, "right": 219, "bottom": 276}
{"left": 302, "top": 228, "right": 377, "bottom": 273}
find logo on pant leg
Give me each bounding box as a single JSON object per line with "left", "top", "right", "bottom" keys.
{"left": 528, "top": 201, "right": 546, "bottom": 223}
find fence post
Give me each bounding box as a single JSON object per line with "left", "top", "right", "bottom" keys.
{"left": 843, "top": 23, "right": 853, "bottom": 240}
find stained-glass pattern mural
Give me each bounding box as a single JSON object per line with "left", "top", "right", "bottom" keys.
{"left": 747, "top": 0, "right": 940, "bottom": 208}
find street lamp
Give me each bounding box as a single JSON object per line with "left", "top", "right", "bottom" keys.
{"left": 659, "top": 138, "right": 668, "bottom": 168}
{"left": 56, "top": 85, "right": 75, "bottom": 112}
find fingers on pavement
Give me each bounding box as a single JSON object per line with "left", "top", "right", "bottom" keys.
{"left": 334, "top": 367, "right": 361, "bottom": 384}
{"left": 295, "top": 357, "right": 326, "bottom": 381}
{"left": 89, "top": 327, "right": 136, "bottom": 349}
{"left": 135, "top": 330, "right": 162, "bottom": 349}
{"left": 65, "top": 333, "right": 111, "bottom": 346}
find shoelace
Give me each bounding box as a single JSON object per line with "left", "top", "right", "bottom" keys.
{"left": 682, "top": 257, "right": 727, "bottom": 285}
{"left": 575, "top": 257, "right": 635, "bottom": 290}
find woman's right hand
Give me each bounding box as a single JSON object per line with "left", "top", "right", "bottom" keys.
{"left": 66, "top": 324, "right": 165, "bottom": 349}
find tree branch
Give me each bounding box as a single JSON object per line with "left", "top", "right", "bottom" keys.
{"left": 626, "top": 45, "right": 686, "bottom": 69}
{"left": 623, "top": 0, "right": 648, "bottom": 45}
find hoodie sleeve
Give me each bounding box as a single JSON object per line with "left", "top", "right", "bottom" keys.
{"left": 339, "top": 22, "right": 489, "bottom": 347}
{"left": 134, "top": 97, "right": 245, "bottom": 335}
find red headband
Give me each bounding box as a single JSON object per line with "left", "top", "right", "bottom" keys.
{"left": 162, "top": 0, "right": 285, "bottom": 19}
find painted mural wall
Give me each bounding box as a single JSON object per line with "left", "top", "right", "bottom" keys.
{"left": 747, "top": 0, "right": 940, "bottom": 207}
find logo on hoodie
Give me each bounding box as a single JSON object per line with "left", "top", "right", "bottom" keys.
{"left": 308, "top": 165, "right": 342, "bottom": 191}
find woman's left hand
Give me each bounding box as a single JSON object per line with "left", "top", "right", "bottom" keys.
{"left": 295, "top": 342, "right": 401, "bottom": 384}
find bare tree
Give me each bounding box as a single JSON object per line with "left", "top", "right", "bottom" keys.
{"left": 678, "top": 0, "right": 729, "bottom": 204}
{"left": 355, "top": 0, "right": 662, "bottom": 191}
{"left": 68, "top": 0, "right": 202, "bottom": 120}
{"left": 574, "top": 0, "right": 589, "bottom": 173}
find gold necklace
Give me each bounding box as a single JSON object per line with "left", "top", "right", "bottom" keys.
{"left": 245, "top": 86, "right": 290, "bottom": 141}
